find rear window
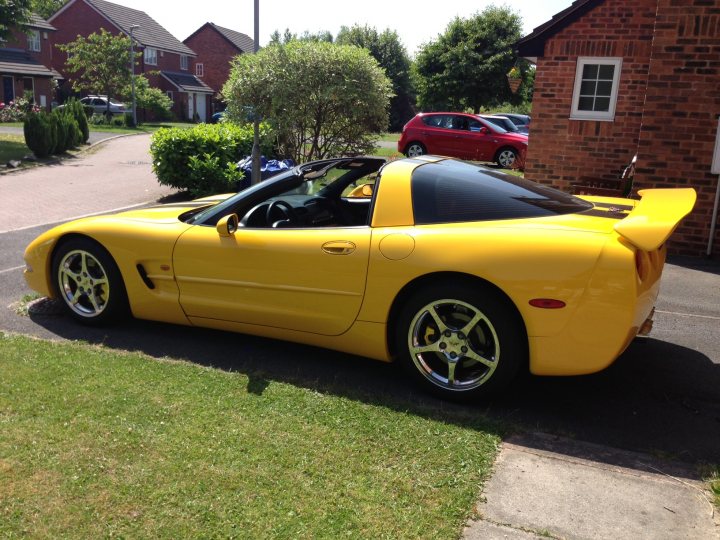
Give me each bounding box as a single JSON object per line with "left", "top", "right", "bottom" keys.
{"left": 411, "top": 160, "right": 593, "bottom": 224}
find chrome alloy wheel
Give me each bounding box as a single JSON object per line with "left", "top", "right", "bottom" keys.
{"left": 497, "top": 149, "right": 517, "bottom": 168}
{"left": 57, "top": 249, "right": 111, "bottom": 317}
{"left": 407, "top": 299, "right": 500, "bottom": 391}
{"left": 406, "top": 143, "right": 425, "bottom": 157}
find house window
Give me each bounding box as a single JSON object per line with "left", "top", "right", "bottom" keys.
{"left": 570, "top": 57, "right": 622, "bottom": 121}
{"left": 180, "top": 55, "right": 188, "bottom": 70}
{"left": 196, "top": 63, "right": 204, "bottom": 77}
{"left": 166, "top": 91, "right": 174, "bottom": 100}
{"left": 144, "top": 47, "right": 158, "bottom": 65}
{"left": 27, "top": 29, "right": 41, "bottom": 52}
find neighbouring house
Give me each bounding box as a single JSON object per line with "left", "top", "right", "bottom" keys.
{"left": 183, "top": 22, "right": 254, "bottom": 113}
{"left": 517, "top": 0, "right": 720, "bottom": 258}
{"left": 48, "top": 0, "right": 213, "bottom": 121}
{"left": 0, "top": 13, "right": 60, "bottom": 111}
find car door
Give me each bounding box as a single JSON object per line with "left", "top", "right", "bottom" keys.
{"left": 172, "top": 225, "right": 371, "bottom": 336}
{"left": 467, "top": 118, "right": 497, "bottom": 161}
{"left": 449, "top": 115, "right": 480, "bottom": 160}
{"left": 422, "top": 114, "right": 457, "bottom": 155}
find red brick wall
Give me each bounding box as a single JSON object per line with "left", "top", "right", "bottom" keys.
{"left": 525, "top": 0, "right": 657, "bottom": 189}
{"left": 7, "top": 26, "right": 55, "bottom": 68}
{"left": 633, "top": 0, "right": 720, "bottom": 257}
{"left": 184, "top": 26, "right": 240, "bottom": 107}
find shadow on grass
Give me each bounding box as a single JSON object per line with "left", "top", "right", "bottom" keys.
{"left": 27, "top": 308, "right": 720, "bottom": 470}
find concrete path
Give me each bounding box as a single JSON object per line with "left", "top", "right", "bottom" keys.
{"left": 0, "top": 133, "right": 176, "bottom": 233}
{"left": 465, "top": 433, "right": 718, "bottom": 539}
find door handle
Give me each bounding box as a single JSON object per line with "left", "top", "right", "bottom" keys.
{"left": 322, "top": 241, "right": 356, "bottom": 255}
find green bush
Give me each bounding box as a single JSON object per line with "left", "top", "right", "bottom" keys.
{"left": 66, "top": 99, "right": 90, "bottom": 143}
{"left": 23, "top": 112, "right": 55, "bottom": 158}
{"left": 150, "top": 123, "right": 276, "bottom": 196}
{"left": 50, "top": 110, "right": 81, "bottom": 153}
{"left": 50, "top": 112, "right": 68, "bottom": 153}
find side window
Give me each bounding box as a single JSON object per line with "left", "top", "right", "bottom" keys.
{"left": 468, "top": 119, "right": 483, "bottom": 132}
{"left": 570, "top": 57, "right": 622, "bottom": 121}
{"left": 450, "top": 116, "right": 468, "bottom": 130}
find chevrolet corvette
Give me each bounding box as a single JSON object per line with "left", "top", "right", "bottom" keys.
{"left": 23, "top": 156, "right": 696, "bottom": 400}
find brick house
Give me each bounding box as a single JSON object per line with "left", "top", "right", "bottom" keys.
{"left": 183, "top": 22, "right": 254, "bottom": 113}
{"left": 49, "top": 0, "right": 213, "bottom": 121}
{"left": 1, "top": 14, "right": 60, "bottom": 111}
{"left": 517, "top": 0, "right": 720, "bottom": 257}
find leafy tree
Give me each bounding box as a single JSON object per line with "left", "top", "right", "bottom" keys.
{"left": 0, "top": 0, "right": 32, "bottom": 41}
{"left": 31, "top": 0, "right": 68, "bottom": 19}
{"left": 415, "top": 6, "right": 524, "bottom": 113}
{"left": 223, "top": 41, "right": 392, "bottom": 163}
{"left": 120, "top": 74, "right": 173, "bottom": 121}
{"left": 336, "top": 25, "right": 415, "bottom": 132}
{"left": 58, "top": 29, "right": 137, "bottom": 116}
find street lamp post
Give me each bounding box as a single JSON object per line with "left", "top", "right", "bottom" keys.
{"left": 129, "top": 24, "right": 139, "bottom": 127}
{"left": 251, "top": 0, "right": 261, "bottom": 185}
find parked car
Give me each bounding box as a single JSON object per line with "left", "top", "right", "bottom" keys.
{"left": 480, "top": 114, "right": 523, "bottom": 134}
{"left": 398, "top": 112, "right": 528, "bottom": 168}
{"left": 23, "top": 156, "right": 696, "bottom": 401}
{"left": 492, "top": 113, "right": 531, "bottom": 134}
{"left": 79, "top": 95, "right": 127, "bottom": 115}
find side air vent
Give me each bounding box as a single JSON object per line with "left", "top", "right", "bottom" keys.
{"left": 136, "top": 264, "right": 155, "bottom": 290}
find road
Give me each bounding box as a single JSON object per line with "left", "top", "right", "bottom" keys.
{"left": 1, "top": 137, "right": 718, "bottom": 465}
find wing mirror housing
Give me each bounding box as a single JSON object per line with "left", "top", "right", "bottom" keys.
{"left": 216, "top": 213, "right": 239, "bottom": 237}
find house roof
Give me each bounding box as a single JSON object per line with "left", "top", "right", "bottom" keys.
{"left": 51, "top": 0, "right": 196, "bottom": 56}
{"left": 0, "top": 48, "right": 60, "bottom": 78}
{"left": 27, "top": 13, "right": 56, "bottom": 31}
{"left": 161, "top": 71, "right": 214, "bottom": 94}
{"left": 184, "top": 22, "right": 255, "bottom": 54}
{"left": 516, "top": 0, "right": 604, "bottom": 58}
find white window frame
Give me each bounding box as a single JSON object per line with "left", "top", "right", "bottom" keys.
{"left": 195, "top": 63, "right": 204, "bottom": 77}
{"left": 166, "top": 91, "right": 174, "bottom": 100}
{"left": 27, "top": 29, "right": 41, "bottom": 52}
{"left": 144, "top": 47, "right": 158, "bottom": 65}
{"left": 180, "top": 55, "right": 188, "bottom": 70}
{"left": 570, "top": 57, "right": 622, "bottom": 122}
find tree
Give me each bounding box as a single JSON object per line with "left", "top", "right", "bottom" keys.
{"left": 415, "top": 6, "right": 524, "bottom": 113}
{"left": 223, "top": 41, "right": 392, "bottom": 163}
{"left": 58, "top": 29, "right": 137, "bottom": 116}
{"left": 120, "top": 74, "right": 173, "bottom": 121}
{"left": 336, "top": 25, "right": 415, "bottom": 132}
{"left": 31, "top": 0, "right": 68, "bottom": 19}
{"left": 0, "top": 0, "right": 32, "bottom": 41}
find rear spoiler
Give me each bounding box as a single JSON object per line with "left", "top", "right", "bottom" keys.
{"left": 614, "top": 188, "right": 696, "bottom": 251}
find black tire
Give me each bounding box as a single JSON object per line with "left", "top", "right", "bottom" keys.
{"left": 405, "top": 141, "right": 426, "bottom": 158}
{"left": 495, "top": 147, "right": 518, "bottom": 169}
{"left": 395, "top": 282, "right": 526, "bottom": 402}
{"left": 51, "top": 237, "right": 129, "bottom": 325}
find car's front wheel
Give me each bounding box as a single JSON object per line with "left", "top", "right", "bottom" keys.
{"left": 495, "top": 147, "right": 519, "bottom": 169}
{"left": 396, "top": 282, "right": 526, "bottom": 401}
{"left": 51, "top": 237, "right": 129, "bottom": 325}
{"left": 405, "top": 142, "right": 426, "bottom": 158}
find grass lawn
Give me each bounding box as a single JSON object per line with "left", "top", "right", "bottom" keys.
{"left": 0, "top": 333, "right": 501, "bottom": 538}
{"left": 378, "top": 132, "right": 400, "bottom": 143}
{"left": 0, "top": 133, "right": 29, "bottom": 163}
{"left": 1, "top": 121, "right": 194, "bottom": 134}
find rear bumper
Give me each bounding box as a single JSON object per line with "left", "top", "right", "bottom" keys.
{"left": 528, "top": 239, "right": 665, "bottom": 376}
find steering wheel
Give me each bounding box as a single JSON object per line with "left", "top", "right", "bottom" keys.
{"left": 266, "top": 200, "right": 298, "bottom": 227}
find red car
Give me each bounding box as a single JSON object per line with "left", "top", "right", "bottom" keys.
{"left": 398, "top": 112, "right": 528, "bottom": 168}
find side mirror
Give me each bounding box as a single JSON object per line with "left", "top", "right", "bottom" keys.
{"left": 479, "top": 126, "right": 489, "bottom": 135}
{"left": 216, "top": 213, "right": 239, "bottom": 237}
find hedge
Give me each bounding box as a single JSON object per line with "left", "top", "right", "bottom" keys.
{"left": 150, "top": 123, "right": 276, "bottom": 196}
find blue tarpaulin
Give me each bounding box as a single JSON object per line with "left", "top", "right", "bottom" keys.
{"left": 236, "top": 156, "right": 295, "bottom": 190}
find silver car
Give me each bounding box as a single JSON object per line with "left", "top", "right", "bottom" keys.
{"left": 79, "top": 96, "right": 126, "bottom": 115}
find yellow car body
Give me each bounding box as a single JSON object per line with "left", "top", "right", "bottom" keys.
{"left": 24, "top": 156, "right": 696, "bottom": 399}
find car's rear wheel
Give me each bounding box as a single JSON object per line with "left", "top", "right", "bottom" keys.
{"left": 51, "top": 237, "right": 129, "bottom": 325}
{"left": 396, "top": 282, "right": 526, "bottom": 401}
{"left": 495, "top": 147, "right": 518, "bottom": 169}
{"left": 405, "top": 142, "right": 426, "bottom": 157}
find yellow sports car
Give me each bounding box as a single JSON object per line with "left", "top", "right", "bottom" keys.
{"left": 23, "top": 156, "right": 696, "bottom": 400}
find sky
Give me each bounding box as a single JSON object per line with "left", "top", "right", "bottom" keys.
{"left": 97, "top": 0, "right": 575, "bottom": 56}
